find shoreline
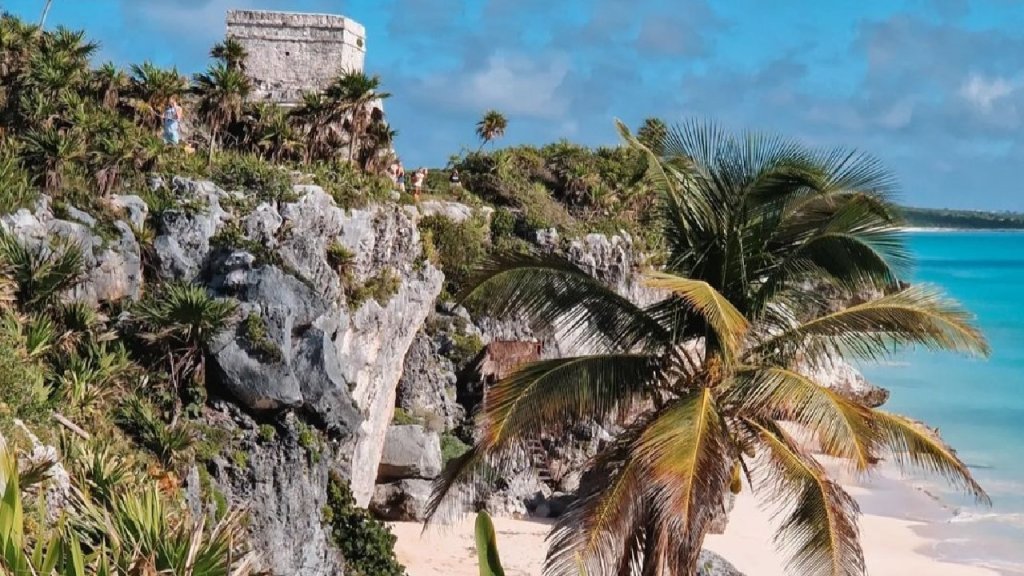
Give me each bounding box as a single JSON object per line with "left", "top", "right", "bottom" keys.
{"left": 390, "top": 459, "right": 1010, "bottom": 576}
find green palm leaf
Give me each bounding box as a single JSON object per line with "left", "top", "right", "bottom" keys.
{"left": 730, "top": 367, "right": 877, "bottom": 471}
{"left": 643, "top": 272, "right": 749, "bottom": 357}
{"left": 749, "top": 420, "right": 865, "bottom": 576}
{"left": 873, "top": 410, "right": 990, "bottom": 504}
{"left": 478, "top": 354, "right": 661, "bottom": 451}
{"left": 752, "top": 284, "right": 989, "bottom": 363}
{"left": 635, "top": 388, "right": 732, "bottom": 571}
{"left": 461, "top": 251, "right": 669, "bottom": 352}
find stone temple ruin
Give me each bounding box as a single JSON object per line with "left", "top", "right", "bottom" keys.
{"left": 226, "top": 10, "right": 366, "bottom": 105}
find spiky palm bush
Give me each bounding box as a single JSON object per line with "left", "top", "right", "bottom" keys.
{"left": 0, "top": 435, "right": 257, "bottom": 575}
{"left": 0, "top": 229, "right": 84, "bottom": 312}
{"left": 194, "top": 63, "right": 251, "bottom": 161}
{"left": 133, "top": 282, "right": 237, "bottom": 414}
{"left": 428, "top": 120, "right": 991, "bottom": 576}
{"left": 325, "top": 71, "right": 391, "bottom": 164}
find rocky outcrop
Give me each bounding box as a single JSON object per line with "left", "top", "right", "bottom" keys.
{"left": 395, "top": 326, "right": 463, "bottom": 432}
{"left": 798, "top": 354, "right": 890, "bottom": 408}
{"left": 185, "top": 402, "right": 346, "bottom": 576}
{"left": 152, "top": 180, "right": 443, "bottom": 508}
{"left": 697, "top": 550, "right": 746, "bottom": 576}
{"left": 377, "top": 424, "right": 442, "bottom": 481}
{"left": 0, "top": 195, "right": 143, "bottom": 304}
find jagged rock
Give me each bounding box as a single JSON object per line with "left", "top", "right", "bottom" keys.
{"left": 110, "top": 194, "right": 149, "bottom": 229}
{"left": 152, "top": 190, "right": 229, "bottom": 281}
{"left": 377, "top": 425, "right": 442, "bottom": 481}
{"left": 396, "top": 326, "right": 463, "bottom": 431}
{"left": 0, "top": 196, "right": 142, "bottom": 304}
{"left": 184, "top": 403, "right": 346, "bottom": 576}
{"left": 697, "top": 550, "right": 746, "bottom": 576}
{"left": 369, "top": 479, "right": 433, "bottom": 521}
{"left": 417, "top": 200, "right": 492, "bottom": 223}
{"left": 798, "top": 354, "right": 890, "bottom": 408}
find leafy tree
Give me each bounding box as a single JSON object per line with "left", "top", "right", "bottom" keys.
{"left": 194, "top": 62, "right": 251, "bottom": 160}
{"left": 92, "top": 61, "right": 129, "bottom": 109}
{"left": 240, "top": 103, "right": 302, "bottom": 162}
{"left": 128, "top": 61, "right": 187, "bottom": 128}
{"left": 476, "top": 110, "right": 507, "bottom": 151}
{"left": 428, "top": 120, "right": 990, "bottom": 576}
{"left": 291, "top": 92, "right": 338, "bottom": 163}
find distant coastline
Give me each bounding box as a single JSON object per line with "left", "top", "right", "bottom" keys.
{"left": 901, "top": 206, "right": 1024, "bottom": 230}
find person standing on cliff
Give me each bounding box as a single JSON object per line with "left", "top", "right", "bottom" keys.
{"left": 412, "top": 168, "right": 427, "bottom": 202}
{"left": 163, "top": 97, "right": 183, "bottom": 146}
{"left": 396, "top": 162, "right": 407, "bottom": 193}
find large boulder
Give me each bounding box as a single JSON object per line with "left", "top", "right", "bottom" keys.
{"left": 377, "top": 425, "right": 442, "bottom": 481}
{"left": 396, "top": 314, "right": 465, "bottom": 432}
{"left": 369, "top": 479, "right": 434, "bottom": 521}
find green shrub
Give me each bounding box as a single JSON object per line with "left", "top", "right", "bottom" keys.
{"left": 441, "top": 433, "right": 470, "bottom": 467}
{"left": 325, "top": 471, "right": 406, "bottom": 576}
{"left": 242, "top": 312, "right": 283, "bottom": 363}
{"left": 347, "top": 270, "right": 401, "bottom": 309}
{"left": 212, "top": 152, "right": 295, "bottom": 203}
{"left": 115, "top": 395, "right": 192, "bottom": 467}
{"left": 258, "top": 424, "right": 276, "bottom": 443}
{"left": 392, "top": 407, "right": 419, "bottom": 426}
{"left": 490, "top": 207, "right": 516, "bottom": 240}
{"left": 0, "top": 151, "right": 39, "bottom": 213}
{"left": 327, "top": 241, "right": 355, "bottom": 272}
{"left": 419, "top": 214, "right": 489, "bottom": 296}
{"left": 0, "top": 322, "right": 50, "bottom": 430}
{"left": 308, "top": 160, "right": 392, "bottom": 210}
{"left": 449, "top": 331, "right": 483, "bottom": 368}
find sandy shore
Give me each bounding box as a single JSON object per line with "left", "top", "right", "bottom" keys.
{"left": 391, "top": 465, "right": 1002, "bottom": 576}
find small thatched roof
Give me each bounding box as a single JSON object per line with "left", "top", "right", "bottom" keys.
{"left": 476, "top": 340, "right": 543, "bottom": 381}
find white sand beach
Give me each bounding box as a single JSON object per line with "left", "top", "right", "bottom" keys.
{"left": 391, "top": 465, "right": 1001, "bottom": 576}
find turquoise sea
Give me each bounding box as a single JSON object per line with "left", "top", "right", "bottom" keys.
{"left": 860, "top": 231, "right": 1024, "bottom": 574}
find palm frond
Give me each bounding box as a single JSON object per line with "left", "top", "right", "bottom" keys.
{"left": 643, "top": 272, "right": 749, "bottom": 357}
{"left": 749, "top": 419, "right": 865, "bottom": 576}
{"left": 636, "top": 388, "right": 732, "bottom": 571}
{"left": 544, "top": 420, "right": 648, "bottom": 576}
{"left": 751, "top": 285, "right": 989, "bottom": 363}
{"left": 477, "top": 354, "right": 661, "bottom": 451}
{"left": 873, "top": 410, "right": 990, "bottom": 505}
{"left": 729, "top": 367, "right": 877, "bottom": 471}
{"left": 461, "top": 251, "right": 669, "bottom": 352}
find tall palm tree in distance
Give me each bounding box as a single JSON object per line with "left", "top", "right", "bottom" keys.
{"left": 211, "top": 37, "right": 248, "bottom": 72}
{"left": 637, "top": 116, "right": 669, "bottom": 156}
{"left": 428, "top": 119, "right": 990, "bottom": 576}
{"left": 476, "top": 109, "right": 507, "bottom": 151}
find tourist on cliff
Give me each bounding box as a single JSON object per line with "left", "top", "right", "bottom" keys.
{"left": 396, "top": 162, "right": 406, "bottom": 193}
{"left": 412, "top": 168, "right": 427, "bottom": 201}
{"left": 449, "top": 168, "right": 461, "bottom": 188}
{"left": 163, "top": 97, "right": 183, "bottom": 146}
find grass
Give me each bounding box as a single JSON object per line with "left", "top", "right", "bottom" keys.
{"left": 242, "top": 312, "right": 283, "bottom": 363}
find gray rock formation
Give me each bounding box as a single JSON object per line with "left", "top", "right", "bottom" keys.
{"left": 377, "top": 424, "right": 442, "bottom": 481}
{"left": 798, "top": 354, "right": 890, "bottom": 408}
{"left": 0, "top": 195, "right": 142, "bottom": 304}
{"left": 369, "top": 478, "right": 434, "bottom": 521}
{"left": 697, "top": 550, "right": 746, "bottom": 576}
{"left": 396, "top": 312, "right": 466, "bottom": 432}
{"left": 153, "top": 180, "right": 443, "bottom": 507}
{"left": 185, "top": 402, "right": 346, "bottom": 576}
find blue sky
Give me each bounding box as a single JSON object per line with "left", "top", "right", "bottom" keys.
{"left": 5, "top": 0, "right": 1024, "bottom": 210}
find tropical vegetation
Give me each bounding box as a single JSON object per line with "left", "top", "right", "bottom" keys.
{"left": 427, "top": 120, "right": 991, "bottom": 576}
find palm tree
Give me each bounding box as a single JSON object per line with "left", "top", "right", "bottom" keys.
{"left": 242, "top": 103, "right": 302, "bottom": 162}
{"left": 325, "top": 71, "right": 390, "bottom": 163}
{"left": 476, "top": 110, "right": 508, "bottom": 151}
{"left": 636, "top": 117, "right": 668, "bottom": 156}
{"left": 211, "top": 36, "right": 248, "bottom": 72}
{"left": 194, "top": 62, "right": 251, "bottom": 160}
{"left": 428, "top": 120, "right": 991, "bottom": 576}
{"left": 93, "top": 61, "right": 129, "bottom": 109}
{"left": 291, "top": 91, "right": 336, "bottom": 163}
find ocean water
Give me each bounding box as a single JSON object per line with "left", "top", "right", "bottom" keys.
{"left": 859, "top": 231, "right": 1024, "bottom": 573}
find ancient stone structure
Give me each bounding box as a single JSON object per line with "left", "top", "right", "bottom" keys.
{"left": 226, "top": 10, "right": 366, "bottom": 104}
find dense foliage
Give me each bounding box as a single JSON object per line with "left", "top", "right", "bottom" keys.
{"left": 0, "top": 13, "right": 394, "bottom": 215}
{"left": 324, "top": 472, "right": 407, "bottom": 576}
{"left": 429, "top": 120, "right": 991, "bottom": 576}
{"left": 900, "top": 206, "right": 1024, "bottom": 229}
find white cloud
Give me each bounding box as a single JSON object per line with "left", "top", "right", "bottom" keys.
{"left": 422, "top": 53, "right": 571, "bottom": 118}
{"left": 959, "top": 74, "right": 1015, "bottom": 112}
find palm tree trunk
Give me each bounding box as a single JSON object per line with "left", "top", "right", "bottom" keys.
{"left": 208, "top": 128, "right": 217, "bottom": 163}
